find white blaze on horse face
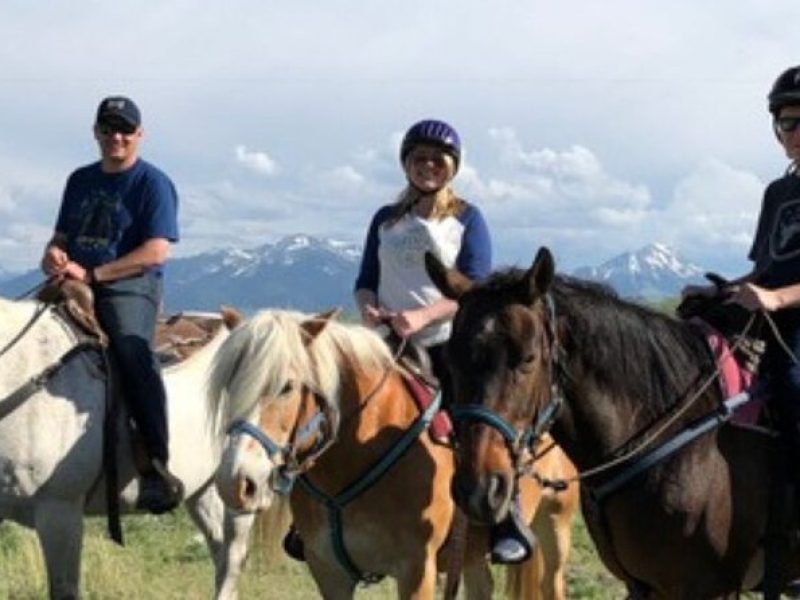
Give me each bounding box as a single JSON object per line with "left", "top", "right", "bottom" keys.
{"left": 216, "top": 408, "right": 277, "bottom": 513}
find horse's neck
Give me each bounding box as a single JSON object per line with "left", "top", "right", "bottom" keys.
{"left": 310, "top": 366, "right": 420, "bottom": 487}
{"left": 556, "top": 340, "right": 717, "bottom": 473}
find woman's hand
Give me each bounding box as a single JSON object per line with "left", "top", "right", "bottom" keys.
{"left": 361, "top": 304, "right": 392, "bottom": 328}
{"left": 389, "top": 308, "right": 431, "bottom": 339}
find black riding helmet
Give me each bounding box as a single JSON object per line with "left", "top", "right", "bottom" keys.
{"left": 768, "top": 66, "right": 800, "bottom": 115}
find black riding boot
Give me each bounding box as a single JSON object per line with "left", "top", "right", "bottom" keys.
{"left": 283, "top": 525, "right": 306, "bottom": 561}
{"left": 489, "top": 495, "right": 537, "bottom": 564}
{"left": 136, "top": 458, "right": 184, "bottom": 515}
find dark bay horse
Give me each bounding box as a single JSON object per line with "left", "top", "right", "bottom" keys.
{"left": 207, "top": 308, "right": 578, "bottom": 599}
{"left": 426, "top": 247, "right": 800, "bottom": 599}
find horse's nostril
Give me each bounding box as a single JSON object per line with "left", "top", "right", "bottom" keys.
{"left": 243, "top": 476, "right": 257, "bottom": 500}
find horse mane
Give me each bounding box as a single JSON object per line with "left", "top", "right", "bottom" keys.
{"left": 556, "top": 275, "right": 717, "bottom": 416}
{"left": 207, "top": 309, "right": 394, "bottom": 432}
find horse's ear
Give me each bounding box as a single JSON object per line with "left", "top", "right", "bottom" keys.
{"left": 302, "top": 308, "right": 341, "bottom": 343}
{"left": 521, "top": 247, "right": 555, "bottom": 304}
{"left": 220, "top": 305, "right": 245, "bottom": 330}
{"left": 424, "top": 252, "right": 473, "bottom": 299}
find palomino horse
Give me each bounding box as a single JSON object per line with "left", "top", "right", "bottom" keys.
{"left": 425, "top": 247, "right": 800, "bottom": 599}
{"left": 0, "top": 296, "right": 254, "bottom": 600}
{"left": 208, "top": 308, "right": 578, "bottom": 599}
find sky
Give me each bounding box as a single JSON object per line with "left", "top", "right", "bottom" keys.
{"left": 0, "top": 1, "right": 798, "bottom": 276}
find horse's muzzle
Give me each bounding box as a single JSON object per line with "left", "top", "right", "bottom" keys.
{"left": 451, "top": 469, "right": 513, "bottom": 524}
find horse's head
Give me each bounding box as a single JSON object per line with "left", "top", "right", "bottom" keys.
{"left": 426, "top": 248, "right": 560, "bottom": 524}
{"left": 208, "top": 309, "right": 341, "bottom": 513}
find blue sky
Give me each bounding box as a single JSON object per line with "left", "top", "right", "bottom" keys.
{"left": 0, "top": 1, "right": 798, "bottom": 275}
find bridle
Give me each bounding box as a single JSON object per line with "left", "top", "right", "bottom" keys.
{"left": 226, "top": 386, "right": 340, "bottom": 494}
{"left": 449, "top": 293, "right": 566, "bottom": 479}
{"left": 225, "top": 334, "right": 410, "bottom": 494}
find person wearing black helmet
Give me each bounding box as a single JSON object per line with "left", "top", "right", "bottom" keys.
{"left": 683, "top": 66, "right": 800, "bottom": 481}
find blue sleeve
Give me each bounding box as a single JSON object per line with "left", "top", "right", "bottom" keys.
{"left": 354, "top": 206, "right": 392, "bottom": 292}
{"left": 142, "top": 168, "right": 179, "bottom": 242}
{"left": 456, "top": 204, "right": 492, "bottom": 281}
{"left": 55, "top": 171, "right": 79, "bottom": 235}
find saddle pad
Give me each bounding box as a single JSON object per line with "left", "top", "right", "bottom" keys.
{"left": 401, "top": 372, "right": 452, "bottom": 442}
{"left": 695, "top": 319, "right": 762, "bottom": 426}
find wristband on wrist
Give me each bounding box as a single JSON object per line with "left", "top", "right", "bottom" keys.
{"left": 87, "top": 267, "right": 96, "bottom": 284}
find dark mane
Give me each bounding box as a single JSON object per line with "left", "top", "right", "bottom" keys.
{"left": 474, "top": 267, "right": 716, "bottom": 418}
{"left": 555, "top": 275, "right": 716, "bottom": 417}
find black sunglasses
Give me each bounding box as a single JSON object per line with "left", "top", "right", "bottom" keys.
{"left": 775, "top": 116, "right": 800, "bottom": 134}
{"left": 97, "top": 122, "right": 137, "bottom": 136}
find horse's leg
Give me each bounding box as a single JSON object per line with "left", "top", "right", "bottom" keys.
{"left": 395, "top": 555, "right": 438, "bottom": 600}
{"left": 531, "top": 500, "right": 573, "bottom": 600}
{"left": 462, "top": 560, "right": 493, "bottom": 600}
{"left": 305, "top": 558, "right": 358, "bottom": 600}
{"left": 184, "top": 481, "right": 255, "bottom": 600}
{"left": 34, "top": 498, "right": 84, "bottom": 600}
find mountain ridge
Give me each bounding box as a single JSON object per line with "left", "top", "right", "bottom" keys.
{"left": 0, "top": 237, "right": 706, "bottom": 310}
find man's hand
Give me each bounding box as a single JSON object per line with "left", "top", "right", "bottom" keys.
{"left": 60, "top": 261, "right": 91, "bottom": 283}
{"left": 728, "top": 283, "right": 781, "bottom": 312}
{"left": 41, "top": 246, "right": 69, "bottom": 276}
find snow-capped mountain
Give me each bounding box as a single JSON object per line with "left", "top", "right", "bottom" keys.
{"left": 0, "top": 234, "right": 363, "bottom": 313}
{"left": 163, "top": 234, "right": 362, "bottom": 311}
{"left": 572, "top": 243, "right": 706, "bottom": 300}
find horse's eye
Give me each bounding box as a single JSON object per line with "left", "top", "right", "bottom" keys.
{"left": 280, "top": 381, "right": 295, "bottom": 395}
{"left": 518, "top": 351, "right": 537, "bottom": 373}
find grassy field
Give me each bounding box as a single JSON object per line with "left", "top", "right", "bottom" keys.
{"left": 0, "top": 507, "right": 627, "bottom": 599}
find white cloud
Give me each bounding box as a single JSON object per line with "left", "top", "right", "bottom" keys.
{"left": 0, "top": 1, "right": 797, "bottom": 276}
{"left": 234, "top": 145, "right": 278, "bottom": 177}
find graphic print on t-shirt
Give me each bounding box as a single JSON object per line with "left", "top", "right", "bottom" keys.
{"left": 771, "top": 197, "right": 800, "bottom": 261}
{"left": 74, "top": 190, "right": 122, "bottom": 252}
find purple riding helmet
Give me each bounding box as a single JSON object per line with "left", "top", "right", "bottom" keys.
{"left": 400, "top": 119, "right": 462, "bottom": 173}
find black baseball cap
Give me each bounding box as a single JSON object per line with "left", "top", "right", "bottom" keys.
{"left": 96, "top": 96, "right": 141, "bottom": 129}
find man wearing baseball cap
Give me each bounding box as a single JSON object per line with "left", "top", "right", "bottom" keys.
{"left": 41, "top": 95, "right": 182, "bottom": 514}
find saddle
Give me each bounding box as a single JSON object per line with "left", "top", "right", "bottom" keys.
{"left": 676, "top": 276, "right": 767, "bottom": 426}
{"left": 383, "top": 331, "right": 453, "bottom": 444}
{"left": 39, "top": 279, "right": 223, "bottom": 474}
{"left": 38, "top": 279, "right": 223, "bottom": 366}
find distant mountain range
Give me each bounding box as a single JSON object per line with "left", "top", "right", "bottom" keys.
{"left": 0, "top": 237, "right": 706, "bottom": 311}
{"left": 572, "top": 242, "right": 706, "bottom": 300}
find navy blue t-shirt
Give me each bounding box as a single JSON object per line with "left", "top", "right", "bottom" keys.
{"left": 55, "top": 159, "right": 179, "bottom": 274}
{"left": 749, "top": 171, "right": 800, "bottom": 288}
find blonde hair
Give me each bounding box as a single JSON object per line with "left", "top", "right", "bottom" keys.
{"left": 386, "top": 151, "right": 465, "bottom": 226}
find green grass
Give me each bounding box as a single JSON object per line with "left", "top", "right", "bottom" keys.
{"left": 0, "top": 509, "right": 631, "bottom": 599}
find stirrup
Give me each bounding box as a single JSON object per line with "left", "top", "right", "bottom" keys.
{"left": 489, "top": 503, "right": 537, "bottom": 565}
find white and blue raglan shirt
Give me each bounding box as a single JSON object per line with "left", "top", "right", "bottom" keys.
{"left": 355, "top": 200, "right": 492, "bottom": 347}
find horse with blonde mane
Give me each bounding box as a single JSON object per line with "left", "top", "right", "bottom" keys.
{"left": 0, "top": 295, "right": 254, "bottom": 600}
{"left": 208, "top": 308, "right": 578, "bottom": 599}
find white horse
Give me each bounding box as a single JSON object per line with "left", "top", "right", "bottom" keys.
{"left": 0, "top": 296, "right": 254, "bottom": 600}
